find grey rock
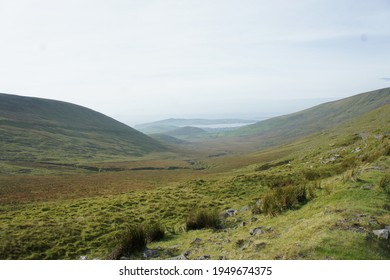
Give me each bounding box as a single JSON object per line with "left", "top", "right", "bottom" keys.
{"left": 240, "top": 221, "right": 247, "bottom": 227}
{"left": 224, "top": 209, "right": 237, "bottom": 217}
{"left": 197, "top": 254, "right": 210, "bottom": 260}
{"left": 368, "top": 219, "right": 379, "bottom": 226}
{"left": 254, "top": 242, "right": 267, "bottom": 249}
{"left": 240, "top": 206, "right": 249, "bottom": 212}
{"left": 80, "top": 256, "right": 88, "bottom": 260}
{"left": 250, "top": 227, "right": 264, "bottom": 236}
{"left": 143, "top": 249, "right": 160, "bottom": 259}
{"left": 168, "top": 254, "right": 188, "bottom": 260}
{"left": 168, "top": 251, "right": 190, "bottom": 260}
{"left": 191, "top": 237, "right": 202, "bottom": 244}
{"left": 264, "top": 226, "right": 273, "bottom": 232}
{"left": 183, "top": 250, "right": 191, "bottom": 257}
{"left": 373, "top": 229, "right": 389, "bottom": 239}
{"left": 350, "top": 224, "right": 366, "bottom": 234}
{"left": 362, "top": 184, "right": 373, "bottom": 190}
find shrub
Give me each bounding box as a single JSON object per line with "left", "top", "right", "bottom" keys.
{"left": 186, "top": 209, "right": 221, "bottom": 230}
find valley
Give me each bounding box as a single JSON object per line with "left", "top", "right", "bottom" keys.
{"left": 0, "top": 89, "right": 389, "bottom": 260}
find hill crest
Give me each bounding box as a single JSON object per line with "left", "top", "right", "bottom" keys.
{"left": 0, "top": 93, "right": 166, "bottom": 162}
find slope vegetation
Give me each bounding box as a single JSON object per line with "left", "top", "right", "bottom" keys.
{"left": 1, "top": 97, "right": 389, "bottom": 260}
{"left": 0, "top": 93, "right": 165, "bottom": 162}
{"left": 227, "top": 87, "right": 390, "bottom": 151}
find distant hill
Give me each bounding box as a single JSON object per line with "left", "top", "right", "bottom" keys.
{"left": 227, "top": 87, "right": 390, "bottom": 150}
{"left": 0, "top": 93, "right": 166, "bottom": 162}
{"left": 164, "top": 126, "right": 208, "bottom": 140}
{"left": 135, "top": 118, "right": 256, "bottom": 134}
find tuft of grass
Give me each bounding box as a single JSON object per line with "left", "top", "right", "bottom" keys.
{"left": 261, "top": 185, "right": 308, "bottom": 216}
{"left": 107, "top": 222, "right": 166, "bottom": 260}
{"left": 186, "top": 209, "right": 222, "bottom": 230}
{"left": 145, "top": 222, "right": 165, "bottom": 243}
{"left": 111, "top": 225, "right": 147, "bottom": 259}
{"left": 379, "top": 174, "right": 390, "bottom": 194}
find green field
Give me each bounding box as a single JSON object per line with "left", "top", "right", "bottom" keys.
{"left": 0, "top": 90, "right": 389, "bottom": 260}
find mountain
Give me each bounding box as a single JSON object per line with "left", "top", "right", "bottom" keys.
{"left": 135, "top": 118, "right": 256, "bottom": 134}
{"left": 0, "top": 93, "right": 165, "bottom": 162}
{"left": 227, "top": 87, "right": 390, "bottom": 150}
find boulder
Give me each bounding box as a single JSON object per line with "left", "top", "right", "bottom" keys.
{"left": 143, "top": 249, "right": 160, "bottom": 259}
{"left": 224, "top": 209, "right": 237, "bottom": 217}
{"left": 373, "top": 229, "right": 389, "bottom": 239}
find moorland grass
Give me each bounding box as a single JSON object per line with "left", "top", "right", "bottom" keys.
{"left": 185, "top": 209, "right": 222, "bottom": 230}
{"left": 0, "top": 101, "right": 389, "bottom": 260}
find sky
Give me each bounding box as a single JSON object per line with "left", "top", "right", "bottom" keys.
{"left": 0, "top": 0, "right": 389, "bottom": 125}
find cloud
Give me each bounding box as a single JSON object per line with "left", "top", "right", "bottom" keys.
{"left": 380, "top": 77, "right": 390, "bottom": 81}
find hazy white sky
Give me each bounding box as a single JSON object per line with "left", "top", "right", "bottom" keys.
{"left": 0, "top": 0, "right": 389, "bottom": 124}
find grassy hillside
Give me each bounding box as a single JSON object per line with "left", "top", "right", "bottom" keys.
{"left": 1, "top": 99, "right": 388, "bottom": 260}
{"left": 0, "top": 93, "right": 166, "bottom": 163}
{"left": 226, "top": 87, "right": 390, "bottom": 150}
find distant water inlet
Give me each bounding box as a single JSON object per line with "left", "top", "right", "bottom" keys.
{"left": 190, "top": 122, "right": 257, "bottom": 129}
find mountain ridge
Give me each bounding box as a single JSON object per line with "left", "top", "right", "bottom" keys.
{"left": 0, "top": 93, "right": 166, "bottom": 162}
{"left": 221, "top": 87, "right": 390, "bottom": 151}
{"left": 235, "top": 87, "right": 390, "bottom": 137}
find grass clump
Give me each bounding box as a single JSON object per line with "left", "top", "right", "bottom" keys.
{"left": 379, "top": 174, "right": 390, "bottom": 194}
{"left": 186, "top": 209, "right": 222, "bottom": 230}
{"left": 109, "top": 225, "right": 146, "bottom": 259}
{"left": 108, "top": 222, "right": 165, "bottom": 260}
{"left": 261, "top": 185, "right": 309, "bottom": 216}
{"left": 144, "top": 222, "right": 165, "bottom": 242}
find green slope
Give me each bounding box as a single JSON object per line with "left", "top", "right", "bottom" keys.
{"left": 0, "top": 93, "right": 165, "bottom": 162}
{"left": 164, "top": 126, "right": 208, "bottom": 140}
{"left": 140, "top": 103, "right": 390, "bottom": 260}
{"left": 228, "top": 87, "right": 390, "bottom": 149}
